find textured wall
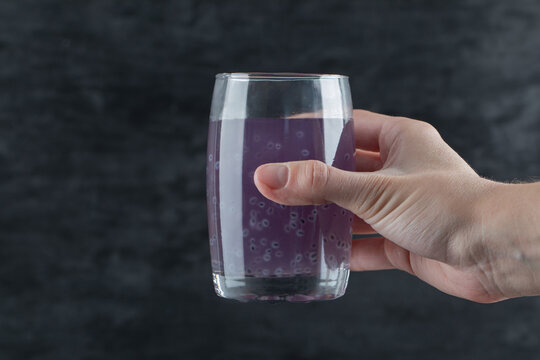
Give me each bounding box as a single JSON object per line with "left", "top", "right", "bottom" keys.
{"left": 0, "top": 1, "right": 539, "bottom": 359}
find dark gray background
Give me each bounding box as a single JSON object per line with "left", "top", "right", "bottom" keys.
{"left": 1, "top": 1, "right": 539, "bottom": 359}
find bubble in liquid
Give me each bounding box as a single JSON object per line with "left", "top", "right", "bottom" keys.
{"left": 322, "top": 204, "right": 330, "bottom": 209}
{"left": 275, "top": 143, "right": 282, "bottom": 150}
{"left": 249, "top": 218, "right": 257, "bottom": 226}
{"left": 260, "top": 238, "right": 268, "bottom": 246}
{"left": 307, "top": 215, "right": 315, "bottom": 222}
{"left": 295, "top": 254, "right": 303, "bottom": 262}
{"left": 310, "top": 243, "right": 317, "bottom": 249}
{"left": 249, "top": 197, "right": 258, "bottom": 205}
{"left": 246, "top": 268, "right": 252, "bottom": 274}
{"left": 249, "top": 237, "right": 256, "bottom": 244}
{"left": 284, "top": 225, "right": 291, "bottom": 233}
{"left": 266, "top": 141, "right": 274, "bottom": 150}
{"left": 301, "top": 149, "right": 310, "bottom": 156}
{"left": 312, "top": 209, "right": 318, "bottom": 215}
{"left": 250, "top": 244, "right": 256, "bottom": 251}
{"left": 274, "top": 267, "right": 283, "bottom": 276}
{"left": 279, "top": 204, "right": 286, "bottom": 209}
{"left": 208, "top": 154, "right": 213, "bottom": 162}
{"left": 214, "top": 161, "right": 220, "bottom": 170}
{"left": 344, "top": 153, "right": 351, "bottom": 161}
{"left": 262, "top": 219, "right": 270, "bottom": 227}
{"left": 262, "top": 269, "right": 270, "bottom": 276}
{"left": 243, "top": 229, "right": 249, "bottom": 237}
{"left": 266, "top": 207, "right": 274, "bottom": 215}
{"left": 289, "top": 221, "right": 297, "bottom": 229}
{"left": 296, "top": 131, "right": 304, "bottom": 138}
{"left": 271, "top": 241, "right": 280, "bottom": 249}
{"left": 341, "top": 209, "right": 347, "bottom": 215}
{"left": 330, "top": 234, "right": 336, "bottom": 241}
{"left": 265, "top": 248, "right": 272, "bottom": 255}
{"left": 349, "top": 217, "right": 353, "bottom": 223}
{"left": 296, "top": 229, "right": 305, "bottom": 237}
{"left": 290, "top": 259, "right": 297, "bottom": 266}
{"left": 275, "top": 250, "right": 283, "bottom": 257}
{"left": 294, "top": 268, "right": 303, "bottom": 274}
{"left": 300, "top": 218, "right": 306, "bottom": 224}
{"left": 290, "top": 212, "right": 298, "bottom": 219}
{"left": 336, "top": 241, "right": 343, "bottom": 248}
{"left": 250, "top": 210, "right": 257, "bottom": 218}
{"left": 258, "top": 202, "right": 265, "bottom": 208}
{"left": 263, "top": 254, "right": 271, "bottom": 262}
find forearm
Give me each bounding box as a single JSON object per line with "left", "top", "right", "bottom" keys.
{"left": 475, "top": 181, "right": 540, "bottom": 298}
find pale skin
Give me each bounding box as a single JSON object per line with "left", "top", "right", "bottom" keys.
{"left": 254, "top": 109, "right": 540, "bottom": 303}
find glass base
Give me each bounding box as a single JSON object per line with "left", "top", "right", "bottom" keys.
{"left": 212, "top": 269, "right": 350, "bottom": 303}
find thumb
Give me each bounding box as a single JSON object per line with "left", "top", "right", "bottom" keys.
{"left": 254, "top": 160, "right": 388, "bottom": 215}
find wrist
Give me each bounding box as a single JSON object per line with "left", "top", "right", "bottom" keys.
{"left": 470, "top": 181, "right": 540, "bottom": 299}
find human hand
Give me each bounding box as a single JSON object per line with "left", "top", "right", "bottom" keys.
{"left": 254, "top": 110, "right": 540, "bottom": 303}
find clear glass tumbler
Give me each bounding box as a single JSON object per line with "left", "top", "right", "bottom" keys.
{"left": 206, "top": 73, "right": 355, "bottom": 302}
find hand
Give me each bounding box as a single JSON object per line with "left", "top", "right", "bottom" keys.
{"left": 254, "top": 110, "right": 540, "bottom": 303}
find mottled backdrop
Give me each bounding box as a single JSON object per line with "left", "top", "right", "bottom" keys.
{"left": 1, "top": 1, "right": 539, "bottom": 359}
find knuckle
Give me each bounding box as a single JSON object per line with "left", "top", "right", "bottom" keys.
{"left": 305, "top": 160, "right": 330, "bottom": 194}
{"left": 413, "top": 120, "right": 439, "bottom": 137}
{"left": 383, "top": 240, "right": 414, "bottom": 274}
{"left": 388, "top": 118, "right": 440, "bottom": 144}
{"left": 395, "top": 118, "right": 438, "bottom": 134}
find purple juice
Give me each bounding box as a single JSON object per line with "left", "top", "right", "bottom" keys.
{"left": 206, "top": 117, "right": 355, "bottom": 301}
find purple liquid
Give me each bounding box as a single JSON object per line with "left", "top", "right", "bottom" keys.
{"left": 207, "top": 118, "right": 355, "bottom": 299}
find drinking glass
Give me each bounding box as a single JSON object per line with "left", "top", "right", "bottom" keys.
{"left": 206, "top": 73, "right": 355, "bottom": 302}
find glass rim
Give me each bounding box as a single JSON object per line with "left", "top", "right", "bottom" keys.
{"left": 215, "top": 72, "right": 348, "bottom": 81}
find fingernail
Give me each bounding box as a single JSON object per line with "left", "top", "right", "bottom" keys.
{"left": 257, "top": 164, "right": 289, "bottom": 189}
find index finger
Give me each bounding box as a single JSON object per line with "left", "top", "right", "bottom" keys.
{"left": 353, "top": 109, "right": 395, "bottom": 152}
